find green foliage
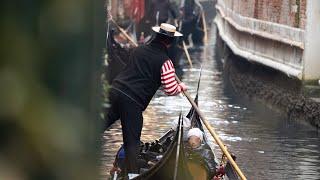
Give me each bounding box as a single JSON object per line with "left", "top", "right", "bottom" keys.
{"left": 0, "top": 0, "right": 105, "bottom": 179}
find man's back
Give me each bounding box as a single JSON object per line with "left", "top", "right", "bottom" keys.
{"left": 112, "top": 42, "right": 169, "bottom": 110}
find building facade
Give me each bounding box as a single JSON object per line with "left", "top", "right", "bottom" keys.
{"left": 215, "top": 0, "right": 320, "bottom": 82}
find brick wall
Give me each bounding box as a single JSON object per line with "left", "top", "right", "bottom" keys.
{"left": 299, "top": 0, "right": 307, "bottom": 29}
{"left": 239, "top": 0, "right": 255, "bottom": 17}
{"left": 224, "top": 0, "right": 307, "bottom": 29}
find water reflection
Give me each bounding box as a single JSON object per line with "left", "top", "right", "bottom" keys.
{"left": 102, "top": 25, "right": 320, "bottom": 179}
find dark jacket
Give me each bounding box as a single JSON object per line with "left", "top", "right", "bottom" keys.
{"left": 112, "top": 42, "right": 169, "bottom": 110}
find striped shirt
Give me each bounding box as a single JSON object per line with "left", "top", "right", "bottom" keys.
{"left": 161, "top": 60, "right": 182, "bottom": 95}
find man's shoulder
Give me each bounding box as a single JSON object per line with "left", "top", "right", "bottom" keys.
{"left": 132, "top": 45, "right": 148, "bottom": 54}
{"left": 135, "top": 45, "right": 169, "bottom": 59}
{"left": 128, "top": 46, "right": 145, "bottom": 58}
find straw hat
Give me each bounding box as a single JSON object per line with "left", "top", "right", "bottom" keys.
{"left": 152, "top": 23, "right": 183, "bottom": 37}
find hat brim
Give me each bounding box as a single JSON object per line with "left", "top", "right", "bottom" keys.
{"left": 152, "top": 26, "right": 183, "bottom": 37}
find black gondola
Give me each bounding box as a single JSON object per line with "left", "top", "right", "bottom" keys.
{"left": 105, "top": 29, "right": 132, "bottom": 84}
{"left": 109, "top": 87, "right": 239, "bottom": 179}
{"left": 111, "top": 114, "right": 193, "bottom": 180}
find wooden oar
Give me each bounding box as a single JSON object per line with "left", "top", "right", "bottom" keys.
{"left": 182, "top": 41, "right": 193, "bottom": 68}
{"left": 110, "top": 18, "right": 138, "bottom": 47}
{"left": 201, "top": 11, "right": 208, "bottom": 44}
{"left": 178, "top": 20, "right": 193, "bottom": 69}
{"left": 175, "top": 75, "right": 247, "bottom": 180}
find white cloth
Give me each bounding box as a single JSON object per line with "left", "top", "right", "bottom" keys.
{"left": 171, "top": 117, "right": 191, "bottom": 130}
{"left": 128, "top": 173, "right": 139, "bottom": 179}
{"left": 187, "top": 128, "right": 203, "bottom": 142}
{"left": 171, "top": 117, "right": 191, "bottom": 141}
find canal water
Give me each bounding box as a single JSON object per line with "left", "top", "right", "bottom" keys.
{"left": 102, "top": 25, "right": 320, "bottom": 179}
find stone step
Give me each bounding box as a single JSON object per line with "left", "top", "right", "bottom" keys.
{"left": 303, "top": 85, "right": 320, "bottom": 98}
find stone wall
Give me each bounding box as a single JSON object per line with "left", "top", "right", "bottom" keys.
{"left": 222, "top": 0, "right": 307, "bottom": 29}
{"left": 220, "top": 46, "right": 320, "bottom": 128}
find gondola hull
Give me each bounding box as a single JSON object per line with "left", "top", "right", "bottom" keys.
{"left": 111, "top": 115, "right": 193, "bottom": 180}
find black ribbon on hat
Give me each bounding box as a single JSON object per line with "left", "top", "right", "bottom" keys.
{"left": 159, "top": 28, "right": 175, "bottom": 37}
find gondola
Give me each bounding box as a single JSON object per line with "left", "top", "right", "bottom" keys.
{"left": 180, "top": 2, "right": 205, "bottom": 47}
{"left": 110, "top": 113, "right": 193, "bottom": 180}
{"left": 109, "top": 85, "right": 239, "bottom": 180}
{"left": 106, "top": 27, "right": 240, "bottom": 180}
{"left": 105, "top": 29, "right": 132, "bottom": 84}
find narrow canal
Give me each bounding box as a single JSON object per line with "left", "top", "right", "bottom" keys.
{"left": 102, "top": 25, "right": 320, "bottom": 179}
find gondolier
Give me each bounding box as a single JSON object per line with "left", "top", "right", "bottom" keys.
{"left": 180, "top": 0, "right": 204, "bottom": 45}
{"left": 148, "top": 0, "right": 178, "bottom": 24}
{"left": 137, "top": 0, "right": 178, "bottom": 38}
{"left": 104, "top": 23, "right": 187, "bottom": 175}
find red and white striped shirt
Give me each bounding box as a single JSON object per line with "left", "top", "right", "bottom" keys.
{"left": 161, "top": 60, "right": 182, "bottom": 95}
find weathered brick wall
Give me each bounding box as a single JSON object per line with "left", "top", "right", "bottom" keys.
{"left": 299, "top": 0, "right": 307, "bottom": 29}
{"left": 222, "top": 0, "right": 307, "bottom": 29}
{"left": 239, "top": 0, "right": 256, "bottom": 17}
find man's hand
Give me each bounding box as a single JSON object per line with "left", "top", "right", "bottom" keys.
{"left": 179, "top": 82, "right": 187, "bottom": 92}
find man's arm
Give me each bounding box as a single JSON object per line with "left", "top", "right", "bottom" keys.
{"left": 160, "top": 60, "right": 186, "bottom": 95}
